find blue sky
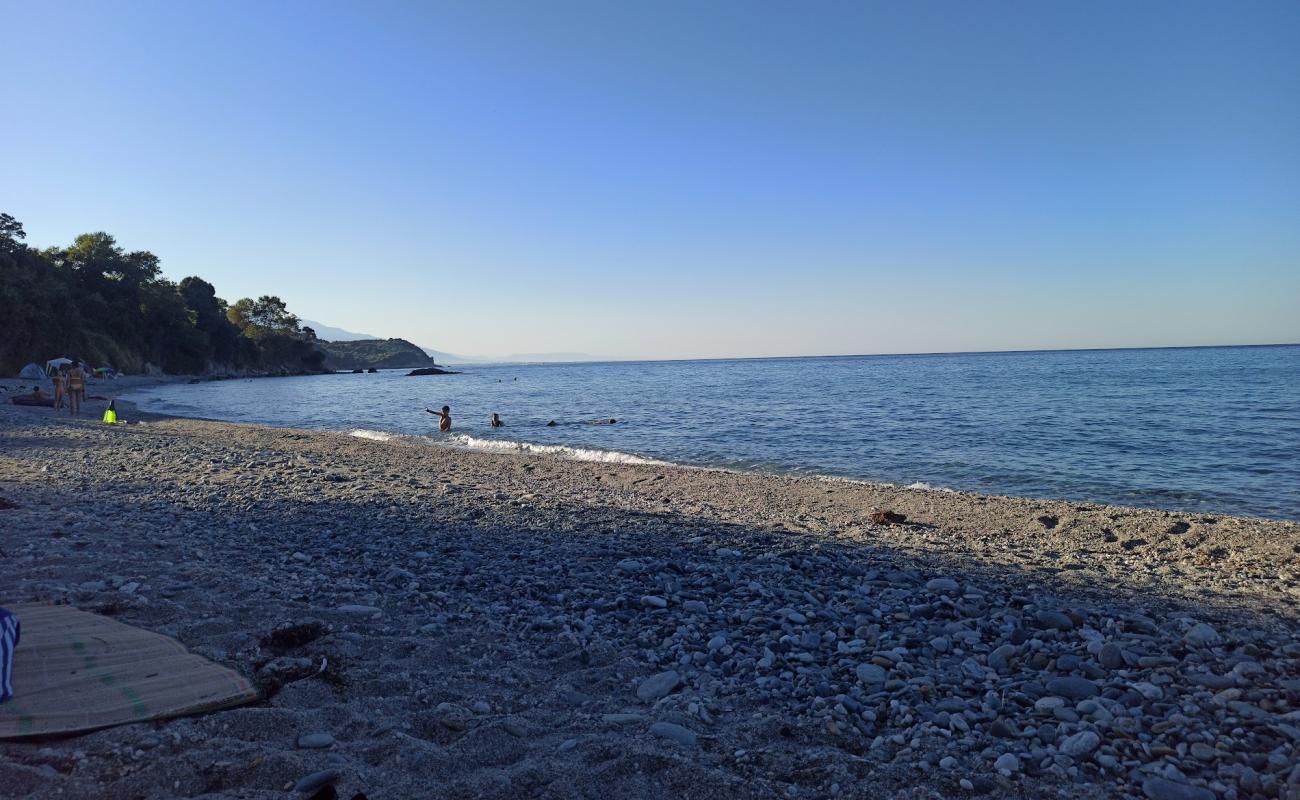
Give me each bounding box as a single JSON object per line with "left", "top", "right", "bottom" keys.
{"left": 3, "top": 1, "right": 1298, "bottom": 359}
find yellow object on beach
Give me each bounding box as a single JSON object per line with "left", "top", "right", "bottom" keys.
{"left": 101, "top": 408, "right": 117, "bottom": 424}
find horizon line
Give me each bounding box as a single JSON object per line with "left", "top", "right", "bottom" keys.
{"left": 447, "top": 341, "right": 1298, "bottom": 366}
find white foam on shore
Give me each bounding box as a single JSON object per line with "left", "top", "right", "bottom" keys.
{"left": 348, "top": 429, "right": 396, "bottom": 442}
{"left": 446, "top": 434, "right": 671, "bottom": 466}
{"left": 347, "top": 427, "right": 671, "bottom": 466}
{"left": 907, "top": 481, "right": 956, "bottom": 493}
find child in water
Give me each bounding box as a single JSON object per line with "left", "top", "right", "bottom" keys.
{"left": 426, "top": 405, "right": 452, "bottom": 431}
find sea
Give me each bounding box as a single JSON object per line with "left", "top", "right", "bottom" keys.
{"left": 122, "top": 345, "right": 1300, "bottom": 521}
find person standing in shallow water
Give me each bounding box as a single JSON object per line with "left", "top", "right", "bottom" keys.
{"left": 490, "top": 412, "right": 503, "bottom": 428}
{"left": 426, "top": 405, "right": 452, "bottom": 432}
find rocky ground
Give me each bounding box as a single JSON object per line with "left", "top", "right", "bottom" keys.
{"left": 0, "top": 387, "right": 1297, "bottom": 799}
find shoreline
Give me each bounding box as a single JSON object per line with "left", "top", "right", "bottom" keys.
{"left": 115, "top": 376, "right": 1299, "bottom": 526}
{"left": 1, "top": 387, "right": 1297, "bottom": 798}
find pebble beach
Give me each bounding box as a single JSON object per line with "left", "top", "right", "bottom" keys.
{"left": 1, "top": 381, "right": 1298, "bottom": 799}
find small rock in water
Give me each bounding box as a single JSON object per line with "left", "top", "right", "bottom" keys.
{"left": 297, "top": 733, "right": 334, "bottom": 749}
{"left": 650, "top": 721, "right": 697, "bottom": 746}
{"left": 637, "top": 670, "right": 681, "bottom": 702}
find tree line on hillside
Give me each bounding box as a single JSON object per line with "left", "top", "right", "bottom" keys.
{"left": 0, "top": 212, "right": 325, "bottom": 376}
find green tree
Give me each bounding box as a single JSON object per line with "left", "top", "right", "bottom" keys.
{"left": 0, "top": 211, "right": 330, "bottom": 376}
{"left": 180, "top": 276, "right": 242, "bottom": 366}
{"left": 227, "top": 295, "right": 301, "bottom": 336}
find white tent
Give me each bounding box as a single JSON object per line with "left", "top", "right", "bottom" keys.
{"left": 18, "top": 363, "right": 45, "bottom": 380}
{"left": 45, "top": 358, "right": 72, "bottom": 374}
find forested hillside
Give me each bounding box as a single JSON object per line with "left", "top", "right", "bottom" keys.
{"left": 0, "top": 212, "right": 325, "bottom": 375}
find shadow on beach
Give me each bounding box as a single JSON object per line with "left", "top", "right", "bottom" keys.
{"left": 0, "top": 416, "right": 1296, "bottom": 799}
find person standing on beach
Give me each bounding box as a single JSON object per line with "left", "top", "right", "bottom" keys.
{"left": 50, "top": 367, "right": 66, "bottom": 412}
{"left": 67, "top": 363, "right": 85, "bottom": 415}
{"left": 426, "top": 405, "right": 452, "bottom": 432}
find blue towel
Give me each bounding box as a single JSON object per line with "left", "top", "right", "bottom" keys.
{"left": 0, "top": 607, "right": 18, "bottom": 702}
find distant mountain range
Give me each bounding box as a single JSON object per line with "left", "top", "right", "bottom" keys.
{"left": 301, "top": 320, "right": 377, "bottom": 342}
{"left": 302, "top": 320, "right": 603, "bottom": 364}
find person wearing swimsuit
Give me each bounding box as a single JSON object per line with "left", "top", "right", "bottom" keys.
{"left": 51, "top": 368, "right": 66, "bottom": 412}
{"left": 67, "top": 365, "right": 85, "bottom": 415}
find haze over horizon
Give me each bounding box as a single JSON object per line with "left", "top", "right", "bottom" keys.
{"left": 4, "top": 1, "right": 1298, "bottom": 360}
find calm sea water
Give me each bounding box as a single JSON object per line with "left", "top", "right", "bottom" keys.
{"left": 123, "top": 345, "right": 1300, "bottom": 520}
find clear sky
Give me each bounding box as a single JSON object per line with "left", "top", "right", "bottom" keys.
{"left": 3, "top": 1, "right": 1298, "bottom": 360}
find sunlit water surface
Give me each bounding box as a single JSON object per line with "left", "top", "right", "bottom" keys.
{"left": 124, "top": 345, "right": 1300, "bottom": 520}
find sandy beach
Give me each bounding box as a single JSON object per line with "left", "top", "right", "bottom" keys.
{"left": 1, "top": 381, "right": 1297, "bottom": 799}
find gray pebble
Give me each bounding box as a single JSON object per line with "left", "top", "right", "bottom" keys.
{"left": 292, "top": 769, "right": 339, "bottom": 794}
{"left": 336, "top": 604, "right": 381, "bottom": 615}
{"left": 925, "top": 577, "right": 959, "bottom": 593}
{"left": 1098, "top": 642, "right": 1123, "bottom": 670}
{"left": 1046, "top": 676, "right": 1099, "bottom": 701}
{"left": 637, "top": 670, "right": 681, "bottom": 702}
{"left": 296, "top": 733, "right": 334, "bottom": 749}
{"left": 1141, "top": 777, "right": 1216, "bottom": 800}
{"left": 1035, "top": 611, "right": 1075, "bottom": 631}
{"left": 855, "top": 663, "right": 887, "bottom": 685}
{"left": 650, "top": 721, "right": 697, "bottom": 746}
{"left": 1058, "top": 730, "right": 1100, "bottom": 757}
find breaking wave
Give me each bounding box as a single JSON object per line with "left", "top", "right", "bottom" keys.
{"left": 348, "top": 428, "right": 396, "bottom": 442}
{"left": 907, "top": 481, "right": 956, "bottom": 493}
{"left": 445, "top": 434, "right": 671, "bottom": 466}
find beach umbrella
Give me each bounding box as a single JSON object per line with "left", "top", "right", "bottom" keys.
{"left": 45, "top": 358, "right": 72, "bottom": 374}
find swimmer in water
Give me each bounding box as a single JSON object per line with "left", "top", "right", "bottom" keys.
{"left": 590, "top": 418, "right": 617, "bottom": 425}
{"left": 426, "top": 405, "right": 452, "bottom": 431}
{"left": 490, "top": 412, "right": 503, "bottom": 428}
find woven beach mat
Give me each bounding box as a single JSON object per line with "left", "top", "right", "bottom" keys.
{"left": 0, "top": 604, "right": 258, "bottom": 738}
